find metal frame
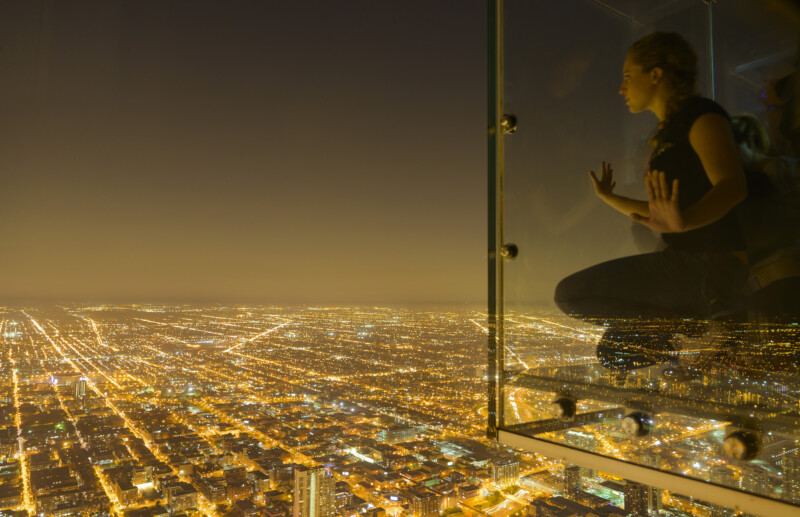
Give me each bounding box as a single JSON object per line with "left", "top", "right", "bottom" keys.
{"left": 508, "top": 367, "right": 800, "bottom": 435}
{"left": 486, "top": 0, "right": 503, "bottom": 440}
{"left": 705, "top": 0, "right": 716, "bottom": 99}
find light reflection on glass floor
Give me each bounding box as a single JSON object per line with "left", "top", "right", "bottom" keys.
{"left": 502, "top": 313, "right": 800, "bottom": 503}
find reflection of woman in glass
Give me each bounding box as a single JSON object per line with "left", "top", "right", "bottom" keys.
{"left": 731, "top": 114, "right": 800, "bottom": 321}
{"left": 554, "top": 32, "right": 749, "bottom": 371}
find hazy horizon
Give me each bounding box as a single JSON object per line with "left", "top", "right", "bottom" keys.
{"left": 0, "top": 1, "right": 487, "bottom": 305}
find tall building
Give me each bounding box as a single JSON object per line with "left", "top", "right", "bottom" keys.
{"left": 564, "top": 431, "right": 597, "bottom": 478}
{"left": 166, "top": 482, "right": 198, "bottom": 516}
{"left": 564, "top": 465, "right": 580, "bottom": 498}
{"left": 783, "top": 450, "right": 800, "bottom": 504}
{"left": 710, "top": 502, "right": 736, "bottom": 517}
{"left": 74, "top": 379, "right": 87, "bottom": 398}
{"left": 623, "top": 480, "right": 661, "bottom": 516}
{"left": 293, "top": 466, "right": 334, "bottom": 517}
{"left": 709, "top": 465, "right": 736, "bottom": 517}
{"left": 407, "top": 487, "right": 440, "bottom": 517}
{"left": 377, "top": 425, "right": 415, "bottom": 444}
{"left": 645, "top": 483, "right": 662, "bottom": 515}
{"left": 491, "top": 458, "right": 520, "bottom": 487}
{"left": 638, "top": 453, "right": 662, "bottom": 515}
{"left": 741, "top": 463, "right": 770, "bottom": 497}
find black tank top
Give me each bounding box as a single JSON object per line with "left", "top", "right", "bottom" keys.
{"left": 648, "top": 96, "right": 746, "bottom": 251}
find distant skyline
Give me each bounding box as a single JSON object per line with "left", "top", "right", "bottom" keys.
{"left": 0, "top": 1, "right": 486, "bottom": 304}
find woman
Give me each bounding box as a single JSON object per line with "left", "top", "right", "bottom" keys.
{"left": 554, "top": 32, "right": 749, "bottom": 371}
{"left": 731, "top": 113, "right": 798, "bottom": 193}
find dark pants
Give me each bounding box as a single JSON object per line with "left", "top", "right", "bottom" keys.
{"left": 554, "top": 248, "right": 749, "bottom": 370}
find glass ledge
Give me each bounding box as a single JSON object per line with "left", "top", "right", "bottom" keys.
{"left": 498, "top": 429, "right": 799, "bottom": 517}
{"left": 488, "top": 0, "right": 800, "bottom": 514}
{"left": 496, "top": 317, "right": 800, "bottom": 512}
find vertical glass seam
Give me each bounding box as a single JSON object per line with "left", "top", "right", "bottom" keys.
{"left": 486, "top": 0, "right": 501, "bottom": 439}
{"left": 707, "top": 0, "right": 716, "bottom": 99}
{"left": 495, "top": 0, "right": 506, "bottom": 433}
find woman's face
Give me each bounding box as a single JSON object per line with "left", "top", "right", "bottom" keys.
{"left": 619, "top": 54, "right": 657, "bottom": 114}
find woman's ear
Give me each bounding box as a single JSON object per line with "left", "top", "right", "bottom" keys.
{"left": 650, "top": 67, "right": 664, "bottom": 85}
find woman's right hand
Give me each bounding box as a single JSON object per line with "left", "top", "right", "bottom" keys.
{"left": 589, "top": 161, "right": 616, "bottom": 199}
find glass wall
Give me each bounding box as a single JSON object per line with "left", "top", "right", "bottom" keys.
{"left": 489, "top": 1, "right": 800, "bottom": 514}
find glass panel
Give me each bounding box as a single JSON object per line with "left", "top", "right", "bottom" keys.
{"left": 498, "top": 0, "right": 800, "bottom": 509}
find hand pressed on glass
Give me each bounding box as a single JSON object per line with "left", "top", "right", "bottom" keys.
{"left": 589, "top": 161, "right": 616, "bottom": 199}
{"left": 631, "top": 170, "right": 684, "bottom": 233}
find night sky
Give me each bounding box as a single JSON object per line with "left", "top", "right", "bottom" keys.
{"left": 0, "top": 1, "right": 487, "bottom": 305}
{"left": 2, "top": 1, "right": 796, "bottom": 307}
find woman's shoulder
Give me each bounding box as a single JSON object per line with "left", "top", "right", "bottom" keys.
{"left": 678, "top": 96, "right": 731, "bottom": 123}
{"left": 663, "top": 96, "right": 730, "bottom": 140}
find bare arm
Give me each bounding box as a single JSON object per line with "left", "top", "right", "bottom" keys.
{"left": 680, "top": 113, "right": 747, "bottom": 231}
{"left": 599, "top": 192, "right": 650, "bottom": 217}
{"left": 590, "top": 162, "right": 649, "bottom": 217}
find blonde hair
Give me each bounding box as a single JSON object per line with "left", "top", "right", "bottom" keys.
{"left": 731, "top": 114, "right": 771, "bottom": 154}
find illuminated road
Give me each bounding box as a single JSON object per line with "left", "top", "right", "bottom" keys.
{"left": 223, "top": 320, "right": 292, "bottom": 353}
{"left": 9, "top": 354, "right": 34, "bottom": 515}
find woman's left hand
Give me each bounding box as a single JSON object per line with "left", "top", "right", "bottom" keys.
{"left": 631, "top": 169, "right": 685, "bottom": 233}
